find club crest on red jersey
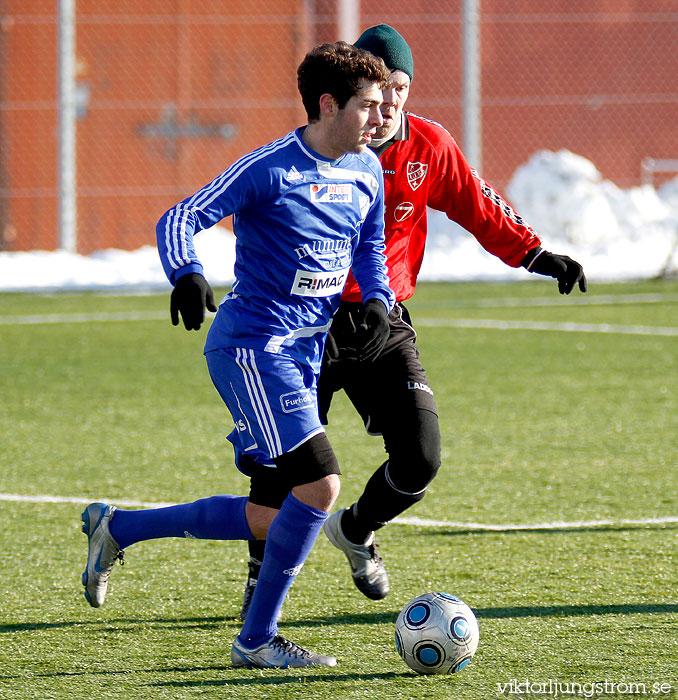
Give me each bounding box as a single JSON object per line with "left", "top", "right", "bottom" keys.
{"left": 407, "top": 162, "right": 428, "bottom": 191}
{"left": 394, "top": 202, "right": 414, "bottom": 222}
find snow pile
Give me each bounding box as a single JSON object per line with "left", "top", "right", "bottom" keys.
{"left": 420, "top": 149, "right": 678, "bottom": 282}
{"left": 0, "top": 226, "right": 236, "bottom": 292}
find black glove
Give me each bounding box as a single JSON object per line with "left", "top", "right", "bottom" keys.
{"left": 322, "top": 306, "right": 361, "bottom": 366}
{"left": 523, "top": 247, "right": 587, "bottom": 294}
{"left": 170, "top": 273, "right": 217, "bottom": 330}
{"left": 357, "top": 299, "right": 390, "bottom": 362}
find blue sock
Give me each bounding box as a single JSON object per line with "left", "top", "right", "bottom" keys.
{"left": 237, "top": 493, "right": 328, "bottom": 649}
{"left": 108, "top": 495, "right": 254, "bottom": 549}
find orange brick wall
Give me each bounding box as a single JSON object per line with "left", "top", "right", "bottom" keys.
{"left": 0, "top": 1, "right": 675, "bottom": 252}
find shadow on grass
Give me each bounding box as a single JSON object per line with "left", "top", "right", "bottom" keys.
{"left": 0, "top": 615, "right": 236, "bottom": 634}
{"left": 149, "top": 670, "right": 413, "bottom": 688}
{"left": 2, "top": 602, "right": 676, "bottom": 638}
{"left": 474, "top": 603, "right": 678, "bottom": 619}
{"left": 282, "top": 603, "right": 678, "bottom": 626}
{"left": 0, "top": 664, "right": 412, "bottom": 684}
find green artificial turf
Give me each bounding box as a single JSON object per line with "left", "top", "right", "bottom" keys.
{"left": 0, "top": 280, "right": 676, "bottom": 699}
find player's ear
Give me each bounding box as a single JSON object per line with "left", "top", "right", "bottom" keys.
{"left": 318, "top": 93, "right": 338, "bottom": 117}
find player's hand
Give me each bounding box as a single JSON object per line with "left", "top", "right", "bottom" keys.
{"left": 170, "top": 273, "right": 217, "bottom": 330}
{"left": 524, "top": 248, "right": 587, "bottom": 294}
{"left": 357, "top": 299, "right": 390, "bottom": 362}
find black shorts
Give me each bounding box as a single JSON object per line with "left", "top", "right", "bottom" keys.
{"left": 317, "top": 301, "right": 438, "bottom": 435}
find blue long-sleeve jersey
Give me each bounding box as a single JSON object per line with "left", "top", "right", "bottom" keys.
{"left": 157, "top": 127, "right": 395, "bottom": 371}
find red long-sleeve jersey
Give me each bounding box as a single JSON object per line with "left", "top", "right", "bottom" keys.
{"left": 342, "top": 112, "right": 541, "bottom": 303}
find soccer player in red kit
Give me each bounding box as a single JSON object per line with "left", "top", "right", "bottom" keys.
{"left": 241, "top": 25, "right": 586, "bottom": 612}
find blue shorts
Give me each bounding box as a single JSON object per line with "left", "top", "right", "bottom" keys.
{"left": 205, "top": 347, "right": 325, "bottom": 474}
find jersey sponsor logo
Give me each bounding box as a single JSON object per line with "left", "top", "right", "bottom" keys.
{"left": 407, "top": 161, "right": 429, "bottom": 190}
{"left": 383, "top": 169, "right": 396, "bottom": 175}
{"left": 294, "top": 238, "right": 351, "bottom": 260}
{"left": 291, "top": 267, "right": 349, "bottom": 297}
{"left": 310, "top": 183, "right": 353, "bottom": 203}
{"left": 408, "top": 380, "right": 434, "bottom": 396}
{"left": 286, "top": 165, "right": 303, "bottom": 181}
{"left": 394, "top": 201, "right": 414, "bottom": 222}
{"left": 280, "top": 388, "right": 315, "bottom": 413}
{"left": 235, "top": 418, "right": 247, "bottom": 432}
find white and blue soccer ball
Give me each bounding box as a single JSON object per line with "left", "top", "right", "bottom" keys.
{"left": 395, "top": 592, "right": 480, "bottom": 674}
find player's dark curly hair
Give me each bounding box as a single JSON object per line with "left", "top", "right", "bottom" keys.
{"left": 297, "top": 41, "right": 390, "bottom": 122}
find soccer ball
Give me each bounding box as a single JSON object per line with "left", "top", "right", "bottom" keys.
{"left": 395, "top": 592, "right": 480, "bottom": 674}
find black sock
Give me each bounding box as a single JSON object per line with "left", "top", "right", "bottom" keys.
{"left": 340, "top": 504, "right": 373, "bottom": 545}
{"left": 247, "top": 539, "right": 266, "bottom": 581}
{"left": 350, "top": 462, "right": 426, "bottom": 540}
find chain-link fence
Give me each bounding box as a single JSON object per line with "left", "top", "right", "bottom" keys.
{"left": 1, "top": 0, "right": 676, "bottom": 253}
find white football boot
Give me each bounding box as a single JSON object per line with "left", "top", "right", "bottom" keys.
{"left": 231, "top": 634, "right": 337, "bottom": 668}
{"left": 323, "top": 508, "right": 389, "bottom": 600}
{"left": 81, "top": 502, "right": 124, "bottom": 607}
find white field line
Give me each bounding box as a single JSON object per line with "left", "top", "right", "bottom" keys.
{"left": 0, "top": 493, "right": 177, "bottom": 508}
{"left": 416, "top": 318, "right": 678, "bottom": 336}
{"left": 1, "top": 493, "right": 676, "bottom": 531}
{"left": 1, "top": 311, "right": 676, "bottom": 336}
{"left": 419, "top": 293, "right": 678, "bottom": 308}
{"left": 395, "top": 515, "right": 678, "bottom": 530}
{"left": 1, "top": 292, "right": 676, "bottom": 326}
{"left": 0, "top": 311, "right": 167, "bottom": 325}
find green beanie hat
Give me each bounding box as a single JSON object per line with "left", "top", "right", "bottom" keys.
{"left": 354, "top": 24, "right": 414, "bottom": 80}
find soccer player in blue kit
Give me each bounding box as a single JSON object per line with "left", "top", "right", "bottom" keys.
{"left": 80, "top": 42, "right": 394, "bottom": 669}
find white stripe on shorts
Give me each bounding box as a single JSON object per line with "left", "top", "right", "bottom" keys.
{"left": 234, "top": 348, "right": 283, "bottom": 458}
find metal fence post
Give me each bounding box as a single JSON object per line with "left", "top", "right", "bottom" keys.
{"left": 58, "top": 0, "right": 77, "bottom": 252}
{"left": 338, "top": 0, "right": 360, "bottom": 42}
{"left": 462, "top": 0, "right": 481, "bottom": 173}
